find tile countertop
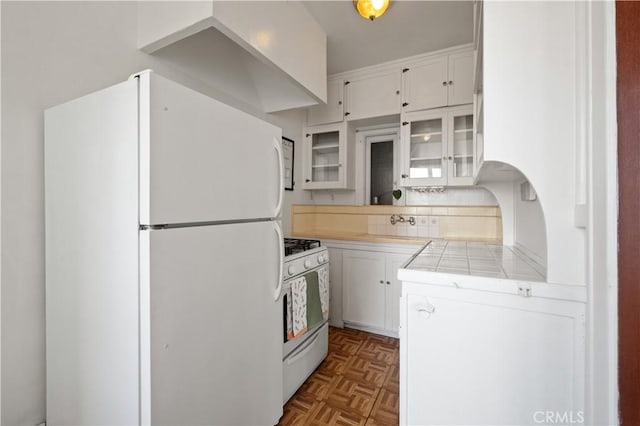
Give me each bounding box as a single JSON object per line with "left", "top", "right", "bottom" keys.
{"left": 291, "top": 231, "right": 431, "bottom": 245}
{"left": 404, "top": 240, "right": 546, "bottom": 282}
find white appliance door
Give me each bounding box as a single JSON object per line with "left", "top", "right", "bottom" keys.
{"left": 140, "top": 220, "right": 284, "bottom": 426}
{"left": 138, "top": 71, "right": 284, "bottom": 225}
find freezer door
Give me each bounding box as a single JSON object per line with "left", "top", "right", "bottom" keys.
{"left": 138, "top": 71, "right": 284, "bottom": 225}
{"left": 140, "top": 221, "right": 284, "bottom": 425}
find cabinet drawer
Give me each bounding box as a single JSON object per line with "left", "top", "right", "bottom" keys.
{"left": 282, "top": 323, "right": 329, "bottom": 404}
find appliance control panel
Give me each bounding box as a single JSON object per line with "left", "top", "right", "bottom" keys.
{"left": 284, "top": 247, "right": 329, "bottom": 279}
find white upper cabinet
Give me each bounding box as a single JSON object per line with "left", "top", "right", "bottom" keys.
{"left": 401, "top": 57, "right": 448, "bottom": 112}
{"left": 304, "top": 46, "right": 473, "bottom": 127}
{"left": 402, "top": 51, "right": 474, "bottom": 113}
{"left": 401, "top": 105, "right": 474, "bottom": 187}
{"left": 307, "top": 79, "right": 344, "bottom": 126}
{"left": 301, "top": 122, "right": 354, "bottom": 190}
{"left": 448, "top": 52, "right": 475, "bottom": 106}
{"left": 344, "top": 69, "right": 401, "bottom": 121}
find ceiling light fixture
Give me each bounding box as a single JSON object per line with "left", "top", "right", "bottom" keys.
{"left": 354, "top": 0, "right": 390, "bottom": 21}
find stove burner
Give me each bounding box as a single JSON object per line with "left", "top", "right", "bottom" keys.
{"left": 284, "top": 238, "right": 321, "bottom": 256}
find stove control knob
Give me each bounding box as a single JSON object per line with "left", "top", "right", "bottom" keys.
{"left": 304, "top": 260, "right": 312, "bottom": 269}
{"left": 317, "top": 254, "right": 323, "bottom": 264}
{"left": 288, "top": 265, "right": 296, "bottom": 276}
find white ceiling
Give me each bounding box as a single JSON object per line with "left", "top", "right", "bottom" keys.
{"left": 302, "top": 0, "right": 474, "bottom": 75}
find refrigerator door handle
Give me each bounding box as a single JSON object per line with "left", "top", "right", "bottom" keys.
{"left": 273, "top": 221, "right": 284, "bottom": 301}
{"left": 273, "top": 136, "right": 285, "bottom": 217}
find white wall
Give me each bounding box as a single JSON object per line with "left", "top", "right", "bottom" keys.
{"left": 584, "top": 1, "right": 618, "bottom": 424}
{"left": 271, "top": 109, "right": 312, "bottom": 235}
{"left": 513, "top": 183, "right": 547, "bottom": 265}
{"left": 0, "top": 2, "right": 307, "bottom": 424}
{"left": 483, "top": 1, "right": 586, "bottom": 285}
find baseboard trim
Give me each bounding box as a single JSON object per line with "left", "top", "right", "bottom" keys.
{"left": 343, "top": 322, "right": 399, "bottom": 339}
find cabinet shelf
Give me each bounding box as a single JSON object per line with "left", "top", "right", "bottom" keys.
{"left": 411, "top": 156, "right": 442, "bottom": 161}
{"left": 312, "top": 163, "right": 340, "bottom": 169}
{"left": 454, "top": 128, "right": 473, "bottom": 133}
{"left": 312, "top": 143, "right": 340, "bottom": 151}
{"left": 411, "top": 132, "right": 442, "bottom": 138}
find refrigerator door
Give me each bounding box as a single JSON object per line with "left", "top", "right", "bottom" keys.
{"left": 140, "top": 220, "right": 284, "bottom": 425}
{"left": 138, "top": 71, "right": 284, "bottom": 225}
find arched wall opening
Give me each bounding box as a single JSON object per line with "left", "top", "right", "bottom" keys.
{"left": 479, "top": 161, "right": 548, "bottom": 274}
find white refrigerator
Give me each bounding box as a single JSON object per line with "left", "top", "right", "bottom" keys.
{"left": 45, "top": 70, "right": 285, "bottom": 425}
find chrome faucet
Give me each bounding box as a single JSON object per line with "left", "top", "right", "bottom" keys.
{"left": 390, "top": 215, "right": 416, "bottom": 225}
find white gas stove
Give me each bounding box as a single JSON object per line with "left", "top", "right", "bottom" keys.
{"left": 281, "top": 238, "right": 329, "bottom": 404}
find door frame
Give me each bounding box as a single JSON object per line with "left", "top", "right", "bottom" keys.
{"left": 616, "top": 1, "right": 640, "bottom": 424}
{"left": 360, "top": 127, "right": 401, "bottom": 205}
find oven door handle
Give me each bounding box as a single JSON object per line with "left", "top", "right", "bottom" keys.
{"left": 273, "top": 221, "right": 284, "bottom": 301}
{"left": 286, "top": 329, "right": 322, "bottom": 365}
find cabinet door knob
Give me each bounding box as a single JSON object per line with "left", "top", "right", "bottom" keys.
{"left": 305, "top": 179, "right": 311, "bottom": 182}
{"left": 402, "top": 121, "right": 409, "bottom": 126}
{"left": 442, "top": 81, "right": 447, "bottom": 86}
{"left": 345, "top": 112, "right": 351, "bottom": 116}
{"left": 448, "top": 80, "right": 453, "bottom": 85}
{"left": 396, "top": 90, "right": 400, "bottom": 95}
{"left": 402, "top": 102, "right": 408, "bottom": 107}
{"left": 402, "top": 67, "right": 410, "bottom": 73}
{"left": 338, "top": 100, "right": 342, "bottom": 105}
{"left": 443, "top": 156, "right": 447, "bottom": 160}
{"left": 448, "top": 156, "right": 453, "bottom": 160}
{"left": 379, "top": 280, "right": 384, "bottom": 284}
{"left": 306, "top": 133, "right": 310, "bottom": 137}
{"left": 386, "top": 281, "right": 390, "bottom": 285}
{"left": 401, "top": 173, "right": 408, "bottom": 178}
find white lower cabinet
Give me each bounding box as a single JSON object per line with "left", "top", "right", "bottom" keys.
{"left": 385, "top": 254, "right": 407, "bottom": 333}
{"left": 339, "top": 248, "right": 414, "bottom": 336}
{"left": 400, "top": 280, "right": 586, "bottom": 425}
{"left": 322, "top": 241, "right": 419, "bottom": 336}
{"left": 343, "top": 250, "right": 387, "bottom": 330}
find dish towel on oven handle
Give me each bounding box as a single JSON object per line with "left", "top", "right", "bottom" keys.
{"left": 291, "top": 276, "right": 307, "bottom": 338}
{"left": 305, "top": 271, "right": 323, "bottom": 331}
{"left": 291, "top": 271, "right": 325, "bottom": 339}
{"left": 318, "top": 267, "right": 330, "bottom": 321}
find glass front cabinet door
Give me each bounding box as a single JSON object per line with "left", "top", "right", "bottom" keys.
{"left": 401, "top": 105, "right": 474, "bottom": 187}
{"left": 302, "top": 122, "right": 351, "bottom": 190}
{"left": 448, "top": 107, "right": 475, "bottom": 185}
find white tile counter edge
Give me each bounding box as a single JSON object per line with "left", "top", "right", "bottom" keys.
{"left": 320, "top": 239, "right": 423, "bottom": 254}
{"left": 398, "top": 268, "right": 587, "bottom": 303}
{"left": 399, "top": 242, "right": 587, "bottom": 304}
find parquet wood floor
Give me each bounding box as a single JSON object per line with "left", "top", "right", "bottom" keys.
{"left": 279, "top": 327, "right": 399, "bottom": 426}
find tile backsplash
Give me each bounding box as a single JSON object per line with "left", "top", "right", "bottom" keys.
{"left": 292, "top": 205, "right": 503, "bottom": 242}
{"left": 367, "top": 215, "right": 440, "bottom": 238}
